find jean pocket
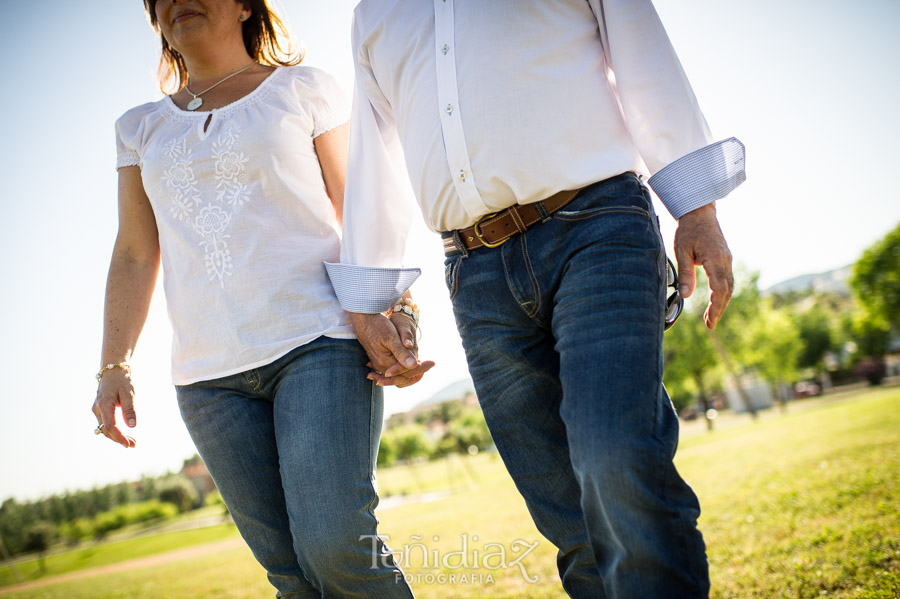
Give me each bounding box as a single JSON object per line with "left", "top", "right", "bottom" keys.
{"left": 554, "top": 204, "right": 651, "bottom": 222}
{"left": 554, "top": 176, "right": 653, "bottom": 222}
{"left": 554, "top": 189, "right": 652, "bottom": 221}
{"left": 444, "top": 255, "right": 462, "bottom": 300}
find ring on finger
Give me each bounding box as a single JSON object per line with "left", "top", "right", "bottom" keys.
{"left": 94, "top": 423, "right": 104, "bottom": 435}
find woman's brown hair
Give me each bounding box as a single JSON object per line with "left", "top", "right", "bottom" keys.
{"left": 142, "top": 0, "right": 304, "bottom": 94}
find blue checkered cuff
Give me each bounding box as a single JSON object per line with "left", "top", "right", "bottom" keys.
{"left": 648, "top": 137, "right": 746, "bottom": 219}
{"left": 324, "top": 263, "right": 422, "bottom": 313}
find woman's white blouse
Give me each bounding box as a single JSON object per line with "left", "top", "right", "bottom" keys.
{"left": 115, "top": 66, "right": 353, "bottom": 385}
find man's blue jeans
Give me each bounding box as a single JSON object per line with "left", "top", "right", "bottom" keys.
{"left": 175, "top": 337, "right": 413, "bottom": 598}
{"left": 443, "top": 173, "right": 709, "bottom": 598}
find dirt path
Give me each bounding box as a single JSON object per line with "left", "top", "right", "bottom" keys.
{"left": 0, "top": 537, "right": 245, "bottom": 596}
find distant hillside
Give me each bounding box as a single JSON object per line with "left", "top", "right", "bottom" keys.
{"left": 764, "top": 265, "right": 853, "bottom": 296}
{"left": 409, "top": 378, "right": 476, "bottom": 412}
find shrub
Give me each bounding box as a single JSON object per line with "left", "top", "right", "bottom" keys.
{"left": 158, "top": 480, "right": 199, "bottom": 513}
{"left": 94, "top": 510, "right": 128, "bottom": 538}
{"left": 433, "top": 408, "right": 492, "bottom": 458}
{"left": 381, "top": 425, "right": 432, "bottom": 463}
{"left": 203, "top": 490, "right": 225, "bottom": 507}
{"left": 130, "top": 499, "right": 178, "bottom": 522}
{"left": 23, "top": 521, "right": 55, "bottom": 554}
{"left": 377, "top": 436, "right": 397, "bottom": 467}
{"left": 88, "top": 500, "right": 181, "bottom": 540}
{"left": 59, "top": 517, "right": 94, "bottom": 543}
{"left": 854, "top": 357, "right": 887, "bottom": 385}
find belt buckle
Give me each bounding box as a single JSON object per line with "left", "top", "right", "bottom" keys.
{"left": 473, "top": 212, "right": 509, "bottom": 248}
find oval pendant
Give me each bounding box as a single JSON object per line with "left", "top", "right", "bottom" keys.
{"left": 187, "top": 97, "right": 203, "bottom": 111}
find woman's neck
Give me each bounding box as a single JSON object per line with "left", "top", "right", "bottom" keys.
{"left": 182, "top": 44, "right": 255, "bottom": 83}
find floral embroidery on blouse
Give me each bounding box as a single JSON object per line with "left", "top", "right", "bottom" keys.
{"left": 162, "top": 139, "right": 200, "bottom": 222}
{"left": 162, "top": 125, "right": 249, "bottom": 288}
{"left": 213, "top": 126, "right": 250, "bottom": 207}
{"left": 195, "top": 205, "right": 233, "bottom": 285}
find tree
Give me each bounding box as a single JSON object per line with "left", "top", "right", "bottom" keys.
{"left": 850, "top": 222, "right": 900, "bottom": 336}
{"left": 664, "top": 268, "right": 769, "bottom": 428}
{"left": 114, "top": 482, "right": 135, "bottom": 506}
{"left": 136, "top": 475, "right": 158, "bottom": 502}
{"left": 89, "top": 486, "right": 113, "bottom": 515}
{"left": 45, "top": 495, "right": 67, "bottom": 526}
{"left": 706, "top": 270, "right": 774, "bottom": 418}
{"left": 850, "top": 310, "right": 891, "bottom": 360}
{"left": 794, "top": 303, "right": 834, "bottom": 371}
{"left": 663, "top": 297, "right": 721, "bottom": 429}
{"left": 743, "top": 298, "right": 802, "bottom": 406}
{"left": 23, "top": 522, "right": 55, "bottom": 572}
{"left": 0, "top": 499, "right": 28, "bottom": 555}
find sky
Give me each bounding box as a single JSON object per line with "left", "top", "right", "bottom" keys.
{"left": 0, "top": 0, "right": 898, "bottom": 502}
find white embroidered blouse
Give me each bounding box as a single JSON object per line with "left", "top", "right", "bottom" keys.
{"left": 115, "top": 66, "right": 354, "bottom": 385}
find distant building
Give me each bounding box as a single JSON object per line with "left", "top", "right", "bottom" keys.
{"left": 886, "top": 335, "right": 900, "bottom": 378}
{"left": 180, "top": 455, "right": 216, "bottom": 505}
{"left": 722, "top": 373, "right": 775, "bottom": 413}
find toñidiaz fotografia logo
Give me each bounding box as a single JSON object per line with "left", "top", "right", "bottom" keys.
{"left": 361, "top": 533, "right": 541, "bottom": 585}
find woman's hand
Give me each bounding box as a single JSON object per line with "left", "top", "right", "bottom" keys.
{"left": 349, "top": 311, "right": 435, "bottom": 388}
{"left": 368, "top": 311, "right": 434, "bottom": 387}
{"left": 92, "top": 369, "right": 137, "bottom": 448}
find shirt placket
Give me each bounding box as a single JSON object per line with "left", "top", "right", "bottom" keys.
{"left": 433, "top": 0, "right": 490, "bottom": 221}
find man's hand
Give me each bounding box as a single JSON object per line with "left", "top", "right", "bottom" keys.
{"left": 673, "top": 203, "right": 733, "bottom": 329}
{"left": 349, "top": 312, "right": 435, "bottom": 388}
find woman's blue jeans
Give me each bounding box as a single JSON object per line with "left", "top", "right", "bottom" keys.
{"left": 175, "top": 337, "right": 413, "bottom": 598}
{"left": 443, "top": 173, "right": 709, "bottom": 598}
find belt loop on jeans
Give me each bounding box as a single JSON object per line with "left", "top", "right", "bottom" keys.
{"left": 451, "top": 229, "right": 469, "bottom": 258}
{"left": 442, "top": 188, "right": 581, "bottom": 255}
{"left": 534, "top": 201, "right": 552, "bottom": 223}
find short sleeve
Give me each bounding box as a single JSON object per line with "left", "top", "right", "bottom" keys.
{"left": 114, "top": 102, "right": 155, "bottom": 170}
{"left": 294, "top": 67, "right": 350, "bottom": 138}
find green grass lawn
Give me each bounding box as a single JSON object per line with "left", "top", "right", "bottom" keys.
{"left": 0, "top": 523, "right": 240, "bottom": 589}
{"left": 681, "top": 386, "right": 900, "bottom": 599}
{"left": 2, "top": 386, "right": 898, "bottom": 598}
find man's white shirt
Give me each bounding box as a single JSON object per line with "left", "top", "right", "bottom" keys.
{"left": 327, "top": 0, "right": 745, "bottom": 313}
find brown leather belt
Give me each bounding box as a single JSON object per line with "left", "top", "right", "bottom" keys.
{"left": 442, "top": 188, "right": 581, "bottom": 255}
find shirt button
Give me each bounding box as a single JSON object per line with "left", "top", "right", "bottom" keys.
{"left": 458, "top": 170, "right": 467, "bottom": 182}
{"left": 445, "top": 104, "right": 454, "bottom": 115}
{"left": 441, "top": 44, "right": 450, "bottom": 55}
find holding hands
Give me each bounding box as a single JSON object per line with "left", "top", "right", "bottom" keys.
{"left": 349, "top": 298, "right": 435, "bottom": 388}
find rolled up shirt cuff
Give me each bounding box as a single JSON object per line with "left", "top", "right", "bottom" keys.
{"left": 325, "top": 262, "right": 421, "bottom": 313}
{"left": 648, "top": 137, "right": 746, "bottom": 220}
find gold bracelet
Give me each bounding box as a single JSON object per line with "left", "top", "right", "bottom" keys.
{"left": 96, "top": 362, "right": 131, "bottom": 384}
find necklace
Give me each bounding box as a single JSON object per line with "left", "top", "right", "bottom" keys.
{"left": 184, "top": 61, "right": 256, "bottom": 111}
